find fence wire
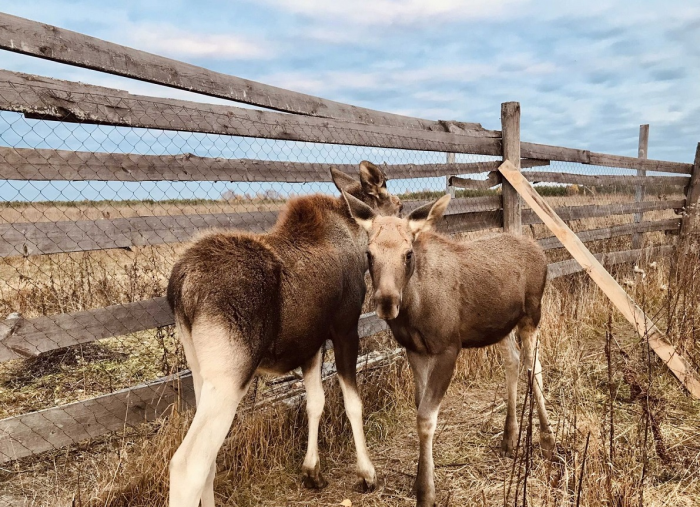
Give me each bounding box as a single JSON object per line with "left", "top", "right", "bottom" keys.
{"left": 0, "top": 105, "right": 502, "bottom": 465}
{"left": 0, "top": 81, "right": 689, "bottom": 469}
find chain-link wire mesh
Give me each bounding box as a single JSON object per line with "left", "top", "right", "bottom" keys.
{"left": 0, "top": 98, "right": 504, "bottom": 467}
{"left": 522, "top": 160, "right": 685, "bottom": 265}
{"left": 0, "top": 72, "right": 691, "bottom": 478}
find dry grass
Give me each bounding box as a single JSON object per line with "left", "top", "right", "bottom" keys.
{"left": 1, "top": 195, "right": 698, "bottom": 507}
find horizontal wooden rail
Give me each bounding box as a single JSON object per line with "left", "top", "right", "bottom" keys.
{"left": 449, "top": 162, "right": 688, "bottom": 191}
{"left": 0, "top": 147, "right": 541, "bottom": 182}
{"left": 402, "top": 195, "right": 500, "bottom": 214}
{"left": 547, "top": 245, "right": 673, "bottom": 279}
{"left": 0, "top": 346, "right": 398, "bottom": 463}
{"left": 0, "top": 70, "right": 501, "bottom": 156}
{"left": 0, "top": 197, "right": 501, "bottom": 258}
{"left": 523, "top": 170, "right": 689, "bottom": 187}
{"left": 521, "top": 142, "right": 693, "bottom": 175}
{"left": 0, "top": 295, "right": 386, "bottom": 361}
{"left": 2, "top": 198, "right": 681, "bottom": 259}
{"left": 450, "top": 172, "right": 500, "bottom": 190}
{"left": 538, "top": 219, "right": 681, "bottom": 250}
{"left": 523, "top": 199, "right": 685, "bottom": 225}
{"left": 0, "top": 13, "right": 498, "bottom": 137}
{"left": 0, "top": 211, "right": 279, "bottom": 258}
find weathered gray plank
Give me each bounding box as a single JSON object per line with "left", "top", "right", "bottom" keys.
{"left": 0, "top": 13, "right": 499, "bottom": 137}
{"left": 441, "top": 210, "right": 503, "bottom": 233}
{"left": 0, "top": 196, "right": 501, "bottom": 258}
{"left": 501, "top": 102, "right": 522, "bottom": 234}
{"left": 547, "top": 245, "right": 673, "bottom": 279}
{"left": 449, "top": 171, "right": 501, "bottom": 189}
{"left": 0, "top": 371, "right": 195, "bottom": 462}
{"left": 0, "top": 70, "right": 501, "bottom": 156}
{"left": 1, "top": 297, "right": 385, "bottom": 362}
{"left": 523, "top": 199, "right": 685, "bottom": 225}
{"left": 0, "top": 345, "right": 398, "bottom": 464}
{"left": 0, "top": 211, "right": 279, "bottom": 258}
{"left": 1, "top": 298, "right": 174, "bottom": 359}
{"left": 402, "top": 195, "right": 501, "bottom": 215}
{"left": 520, "top": 142, "right": 693, "bottom": 175}
{"left": 1, "top": 198, "right": 679, "bottom": 259}
{"left": 538, "top": 219, "right": 680, "bottom": 250}
{"left": 681, "top": 144, "right": 700, "bottom": 236}
{"left": 0, "top": 147, "right": 538, "bottom": 182}
{"left": 522, "top": 170, "right": 688, "bottom": 187}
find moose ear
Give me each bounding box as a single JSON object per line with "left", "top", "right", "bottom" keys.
{"left": 407, "top": 194, "right": 451, "bottom": 236}
{"left": 359, "top": 161, "right": 387, "bottom": 197}
{"left": 330, "top": 167, "right": 357, "bottom": 193}
{"left": 342, "top": 190, "right": 376, "bottom": 232}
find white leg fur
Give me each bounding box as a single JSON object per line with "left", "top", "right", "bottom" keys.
{"left": 301, "top": 349, "right": 326, "bottom": 488}
{"left": 520, "top": 326, "right": 555, "bottom": 456}
{"left": 169, "top": 322, "right": 252, "bottom": 507}
{"left": 337, "top": 375, "right": 376, "bottom": 486}
{"left": 498, "top": 331, "right": 520, "bottom": 456}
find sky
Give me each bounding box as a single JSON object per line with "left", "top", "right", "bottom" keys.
{"left": 1, "top": 0, "right": 699, "bottom": 201}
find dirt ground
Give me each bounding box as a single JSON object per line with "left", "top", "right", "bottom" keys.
{"left": 264, "top": 385, "right": 513, "bottom": 507}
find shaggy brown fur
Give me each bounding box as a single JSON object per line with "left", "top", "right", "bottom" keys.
{"left": 166, "top": 162, "right": 400, "bottom": 507}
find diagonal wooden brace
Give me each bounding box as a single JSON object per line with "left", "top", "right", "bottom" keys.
{"left": 498, "top": 160, "right": 700, "bottom": 399}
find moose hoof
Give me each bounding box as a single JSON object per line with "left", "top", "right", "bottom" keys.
{"left": 541, "top": 432, "right": 556, "bottom": 460}
{"left": 301, "top": 465, "right": 328, "bottom": 490}
{"left": 500, "top": 438, "right": 516, "bottom": 458}
{"left": 354, "top": 477, "right": 376, "bottom": 493}
{"left": 416, "top": 496, "right": 436, "bottom": 507}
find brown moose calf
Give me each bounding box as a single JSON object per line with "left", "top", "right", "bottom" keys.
{"left": 343, "top": 192, "right": 554, "bottom": 507}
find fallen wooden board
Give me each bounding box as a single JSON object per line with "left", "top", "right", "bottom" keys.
{"left": 0, "top": 346, "right": 399, "bottom": 464}
{"left": 0, "top": 13, "right": 498, "bottom": 137}
{"left": 499, "top": 160, "right": 700, "bottom": 398}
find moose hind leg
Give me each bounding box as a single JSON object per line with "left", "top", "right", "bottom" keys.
{"left": 334, "top": 329, "right": 376, "bottom": 492}
{"left": 169, "top": 323, "right": 254, "bottom": 507}
{"left": 498, "top": 331, "right": 520, "bottom": 457}
{"left": 301, "top": 348, "right": 328, "bottom": 489}
{"left": 520, "top": 324, "right": 555, "bottom": 458}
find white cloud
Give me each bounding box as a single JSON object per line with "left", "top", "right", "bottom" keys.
{"left": 126, "top": 24, "right": 272, "bottom": 60}
{"left": 258, "top": 0, "right": 527, "bottom": 26}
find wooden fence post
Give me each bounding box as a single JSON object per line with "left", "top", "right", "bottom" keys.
{"left": 501, "top": 102, "right": 522, "bottom": 234}
{"left": 632, "top": 124, "right": 649, "bottom": 249}
{"left": 681, "top": 143, "right": 700, "bottom": 237}
{"left": 446, "top": 152, "right": 456, "bottom": 198}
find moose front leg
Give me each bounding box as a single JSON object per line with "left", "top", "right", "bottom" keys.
{"left": 408, "top": 348, "right": 458, "bottom": 507}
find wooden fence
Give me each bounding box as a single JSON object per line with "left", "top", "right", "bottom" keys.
{"left": 0, "top": 12, "right": 698, "bottom": 464}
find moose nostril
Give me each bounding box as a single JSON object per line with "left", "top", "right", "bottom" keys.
{"left": 375, "top": 294, "right": 400, "bottom": 319}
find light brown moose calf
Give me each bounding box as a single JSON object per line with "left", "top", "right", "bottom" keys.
{"left": 166, "top": 162, "right": 401, "bottom": 507}
{"left": 343, "top": 192, "right": 554, "bottom": 507}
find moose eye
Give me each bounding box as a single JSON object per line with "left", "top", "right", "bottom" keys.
{"left": 405, "top": 250, "right": 413, "bottom": 262}
{"left": 366, "top": 251, "right": 373, "bottom": 265}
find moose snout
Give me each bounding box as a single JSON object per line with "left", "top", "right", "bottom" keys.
{"left": 375, "top": 293, "right": 400, "bottom": 320}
